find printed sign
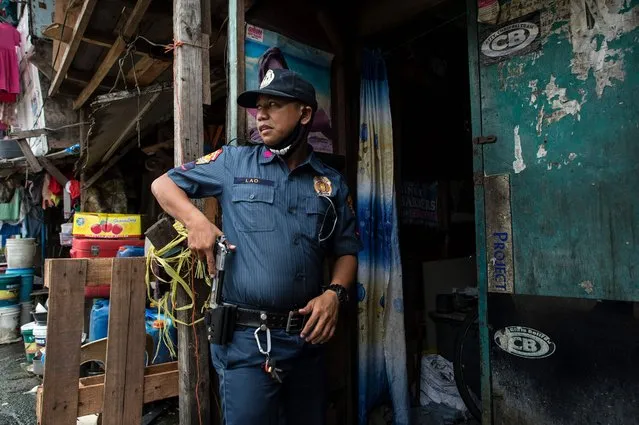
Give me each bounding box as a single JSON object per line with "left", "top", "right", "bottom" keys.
{"left": 484, "top": 175, "right": 514, "bottom": 293}
{"left": 494, "top": 326, "right": 556, "bottom": 359}
{"left": 480, "top": 11, "right": 542, "bottom": 65}
{"left": 400, "top": 181, "right": 438, "bottom": 227}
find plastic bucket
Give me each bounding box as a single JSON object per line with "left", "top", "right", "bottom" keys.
{"left": 0, "top": 274, "right": 20, "bottom": 307}
{"left": 5, "top": 238, "right": 36, "bottom": 269}
{"left": 20, "top": 301, "right": 32, "bottom": 326}
{"left": 33, "top": 323, "right": 47, "bottom": 348}
{"left": 0, "top": 305, "right": 20, "bottom": 343}
{"left": 20, "top": 322, "right": 36, "bottom": 362}
{"left": 6, "top": 268, "right": 35, "bottom": 302}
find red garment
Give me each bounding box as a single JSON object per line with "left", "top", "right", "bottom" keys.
{"left": 0, "top": 22, "right": 20, "bottom": 95}
{"left": 48, "top": 174, "right": 62, "bottom": 195}
{"left": 68, "top": 180, "right": 81, "bottom": 200}
{"left": 0, "top": 91, "right": 16, "bottom": 103}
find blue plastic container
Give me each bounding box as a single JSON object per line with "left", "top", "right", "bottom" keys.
{"left": 89, "top": 299, "right": 110, "bottom": 342}
{"left": 116, "top": 246, "right": 145, "bottom": 258}
{"left": 0, "top": 274, "right": 20, "bottom": 307}
{"left": 145, "top": 309, "right": 177, "bottom": 365}
{"left": 6, "top": 268, "right": 35, "bottom": 302}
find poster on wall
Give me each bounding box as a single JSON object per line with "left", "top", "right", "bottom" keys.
{"left": 244, "top": 24, "right": 334, "bottom": 153}
{"left": 400, "top": 181, "right": 438, "bottom": 227}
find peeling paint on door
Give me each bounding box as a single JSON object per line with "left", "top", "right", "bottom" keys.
{"left": 543, "top": 75, "right": 584, "bottom": 123}
{"left": 513, "top": 126, "right": 526, "bottom": 173}
{"left": 569, "top": 0, "right": 639, "bottom": 97}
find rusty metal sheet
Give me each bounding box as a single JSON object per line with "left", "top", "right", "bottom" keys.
{"left": 484, "top": 174, "right": 514, "bottom": 293}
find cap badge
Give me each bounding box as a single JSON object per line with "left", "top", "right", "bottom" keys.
{"left": 260, "top": 69, "right": 275, "bottom": 89}
{"left": 313, "top": 176, "right": 332, "bottom": 197}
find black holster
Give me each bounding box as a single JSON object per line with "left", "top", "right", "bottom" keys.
{"left": 205, "top": 304, "right": 237, "bottom": 345}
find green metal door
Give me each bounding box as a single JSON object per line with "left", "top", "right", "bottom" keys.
{"left": 474, "top": 0, "right": 639, "bottom": 300}
{"left": 468, "top": 0, "right": 639, "bottom": 423}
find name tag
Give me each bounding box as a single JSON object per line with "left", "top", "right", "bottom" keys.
{"left": 234, "top": 177, "right": 274, "bottom": 186}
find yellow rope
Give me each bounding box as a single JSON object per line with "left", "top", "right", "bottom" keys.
{"left": 145, "top": 220, "right": 212, "bottom": 360}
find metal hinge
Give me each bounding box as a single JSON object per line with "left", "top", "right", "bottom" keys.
{"left": 474, "top": 172, "right": 485, "bottom": 186}
{"left": 473, "top": 135, "right": 497, "bottom": 144}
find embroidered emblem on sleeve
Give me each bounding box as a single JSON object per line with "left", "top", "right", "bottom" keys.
{"left": 195, "top": 148, "right": 223, "bottom": 165}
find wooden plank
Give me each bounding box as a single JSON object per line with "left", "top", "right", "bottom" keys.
{"left": 80, "top": 362, "right": 179, "bottom": 387}
{"left": 227, "top": 0, "right": 246, "bottom": 144}
{"left": 39, "top": 157, "right": 70, "bottom": 186}
{"left": 173, "top": 0, "right": 212, "bottom": 423}
{"left": 126, "top": 56, "right": 172, "bottom": 87}
{"left": 83, "top": 139, "right": 138, "bottom": 190}
{"left": 49, "top": 0, "right": 98, "bottom": 96}
{"left": 15, "top": 139, "right": 43, "bottom": 173}
{"left": 44, "top": 258, "right": 116, "bottom": 288}
{"left": 122, "top": 259, "right": 147, "bottom": 424}
{"left": 76, "top": 368, "right": 179, "bottom": 417}
{"left": 73, "top": 0, "right": 154, "bottom": 110}
{"left": 102, "top": 91, "right": 161, "bottom": 162}
{"left": 40, "top": 260, "right": 87, "bottom": 425}
{"left": 102, "top": 260, "right": 133, "bottom": 425}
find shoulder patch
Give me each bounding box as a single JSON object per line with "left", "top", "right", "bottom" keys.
{"left": 179, "top": 161, "right": 195, "bottom": 171}
{"left": 195, "top": 148, "right": 223, "bottom": 165}
{"left": 314, "top": 176, "right": 333, "bottom": 197}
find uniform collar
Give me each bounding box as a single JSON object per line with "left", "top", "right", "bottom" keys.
{"left": 259, "top": 144, "right": 326, "bottom": 174}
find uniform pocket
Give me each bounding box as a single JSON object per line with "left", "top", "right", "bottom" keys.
{"left": 232, "top": 184, "right": 276, "bottom": 232}
{"left": 305, "top": 196, "right": 334, "bottom": 244}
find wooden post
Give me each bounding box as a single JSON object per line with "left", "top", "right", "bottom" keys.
{"left": 226, "top": 0, "right": 246, "bottom": 145}
{"left": 173, "top": 0, "right": 212, "bottom": 424}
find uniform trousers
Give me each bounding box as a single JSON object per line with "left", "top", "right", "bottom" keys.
{"left": 211, "top": 326, "right": 327, "bottom": 425}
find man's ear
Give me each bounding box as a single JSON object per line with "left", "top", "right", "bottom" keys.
{"left": 300, "top": 106, "right": 313, "bottom": 125}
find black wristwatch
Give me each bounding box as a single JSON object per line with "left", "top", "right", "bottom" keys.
{"left": 325, "top": 284, "right": 349, "bottom": 305}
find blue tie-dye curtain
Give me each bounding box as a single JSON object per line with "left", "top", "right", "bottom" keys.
{"left": 357, "top": 49, "right": 410, "bottom": 425}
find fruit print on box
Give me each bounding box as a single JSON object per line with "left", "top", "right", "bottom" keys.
{"left": 73, "top": 213, "right": 142, "bottom": 239}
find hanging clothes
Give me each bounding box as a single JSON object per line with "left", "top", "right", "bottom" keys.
{"left": 357, "top": 49, "right": 410, "bottom": 425}
{"left": 0, "top": 21, "right": 20, "bottom": 96}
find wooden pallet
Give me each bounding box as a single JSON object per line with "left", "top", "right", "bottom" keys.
{"left": 36, "top": 258, "right": 179, "bottom": 425}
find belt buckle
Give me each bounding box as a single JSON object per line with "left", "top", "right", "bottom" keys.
{"left": 286, "top": 311, "right": 307, "bottom": 334}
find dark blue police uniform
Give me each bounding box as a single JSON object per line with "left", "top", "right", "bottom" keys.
{"left": 167, "top": 143, "right": 359, "bottom": 424}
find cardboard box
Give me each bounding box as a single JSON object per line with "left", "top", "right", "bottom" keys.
{"left": 73, "top": 213, "right": 142, "bottom": 239}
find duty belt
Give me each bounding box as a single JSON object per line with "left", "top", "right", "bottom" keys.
{"left": 234, "top": 307, "right": 308, "bottom": 334}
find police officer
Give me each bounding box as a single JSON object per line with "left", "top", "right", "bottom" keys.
{"left": 151, "top": 68, "right": 359, "bottom": 425}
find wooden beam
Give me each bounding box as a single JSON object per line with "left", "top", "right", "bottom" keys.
{"left": 39, "top": 157, "right": 69, "bottom": 186}
{"left": 102, "top": 90, "right": 161, "bottom": 162}
{"left": 49, "top": 0, "right": 98, "bottom": 97}
{"left": 84, "top": 139, "right": 138, "bottom": 190}
{"left": 173, "top": 0, "right": 212, "bottom": 423}
{"left": 73, "top": 0, "right": 154, "bottom": 110}
{"left": 227, "top": 0, "right": 246, "bottom": 144}
{"left": 44, "top": 258, "right": 118, "bottom": 288}
{"left": 15, "top": 139, "right": 43, "bottom": 173}
{"left": 40, "top": 260, "right": 87, "bottom": 425}
{"left": 126, "top": 56, "right": 172, "bottom": 87}
{"left": 202, "top": 0, "right": 212, "bottom": 105}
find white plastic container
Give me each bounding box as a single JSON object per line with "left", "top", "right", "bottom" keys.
{"left": 0, "top": 305, "right": 21, "bottom": 344}
{"left": 33, "top": 323, "right": 47, "bottom": 348}
{"left": 5, "top": 238, "right": 36, "bottom": 269}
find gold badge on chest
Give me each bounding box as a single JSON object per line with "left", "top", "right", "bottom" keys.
{"left": 313, "top": 176, "right": 332, "bottom": 196}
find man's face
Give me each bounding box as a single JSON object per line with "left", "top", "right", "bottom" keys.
{"left": 255, "top": 95, "right": 312, "bottom": 146}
